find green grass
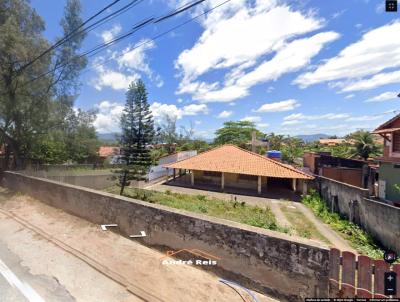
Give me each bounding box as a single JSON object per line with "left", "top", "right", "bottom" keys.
{"left": 302, "top": 190, "right": 384, "bottom": 259}
{"left": 105, "top": 186, "right": 286, "bottom": 233}
{"left": 280, "top": 205, "right": 330, "bottom": 243}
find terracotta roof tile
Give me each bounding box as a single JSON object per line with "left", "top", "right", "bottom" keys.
{"left": 164, "top": 145, "right": 314, "bottom": 180}
{"left": 98, "top": 146, "right": 120, "bottom": 157}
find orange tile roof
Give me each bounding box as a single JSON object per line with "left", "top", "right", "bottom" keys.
{"left": 164, "top": 145, "right": 314, "bottom": 180}
{"left": 98, "top": 146, "right": 120, "bottom": 157}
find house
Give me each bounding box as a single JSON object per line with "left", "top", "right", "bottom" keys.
{"left": 148, "top": 150, "right": 197, "bottom": 181}
{"left": 303, "top": 151, "right": 374, "bottom": 189}
{"left": 319, "top": 138, "right": 348, "bottom": 146}
{"left": 372, "top": 114, "right": 400, "bottom": 203}
{"left": 163, "top": 144, "right": 313, "bottom": 195}
{"left": 98, "top": 146, "right": 121, "bottom": 164}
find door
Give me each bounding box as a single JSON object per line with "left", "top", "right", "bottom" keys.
{"left": 378, "top": 180, "right": 386, "bottom": 199}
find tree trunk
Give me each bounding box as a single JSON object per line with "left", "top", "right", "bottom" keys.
{"left": 120, "top": 170, "right": 128, "bottom": 195}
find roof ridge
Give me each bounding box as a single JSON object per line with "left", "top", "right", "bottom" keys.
{"left": 374, "top": 113, "right": 400, "bottom": 131}
{"left": 231, "top": 145, "right": 312, "bottom": 178}
{"left": 161, "top": 144, "right": 226, "bottom": 167}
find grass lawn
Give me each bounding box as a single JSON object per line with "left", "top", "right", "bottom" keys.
{"left": 105, "top": 186, "right": 286, "bottom": 233}
{"left": 280, "top": 205, "right": 330, "bottom": 243}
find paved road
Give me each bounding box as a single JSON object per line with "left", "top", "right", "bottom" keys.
{"left": 0, "top": 240, "right": 73, "bottom": 302}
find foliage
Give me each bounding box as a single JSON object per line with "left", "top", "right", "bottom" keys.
{"left": 214, "top": 121, "right": 262, "bottom": 148}
{"left": 154, "top": 115, "right": 211, "bottom": 157}
{"left": 117, "top": 80, "right": 155, "bottom": 194}
{"left": 347, "top": 130, "right": 381, "bottom": 160}
{"left": 105, "top": 186, "right": 282, "bottom": 231}
{"left": 302, "top": 190, "right": 384, "bottom": 259}
{"left": 281, "top": 137, "right": 304, "bottom": 164}
{"left": 0, "top": 0, "right": 97, "bottom": 167}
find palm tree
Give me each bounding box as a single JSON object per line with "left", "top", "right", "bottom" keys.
{"left": 348, "top": 130, "right": 380, "bottom": 160}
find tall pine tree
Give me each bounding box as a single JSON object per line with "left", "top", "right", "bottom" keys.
{"left": 118, "top": 80, "right": 155, "bottom": 195}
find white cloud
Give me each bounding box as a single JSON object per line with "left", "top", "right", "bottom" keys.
{"left": 182, "top": 104, "right": 209, "bottom": 116}
{"left": 344, "top": 94, "right": 355, "bottom": 99}
{"left": 94, "top": 101, "right": 124, "bottom": 133}
{"left": 254, "top": 99, "right": 300, "bottom": 113}
{"left": 282, "top": 120, "right": 303, "bottom": 126}
{"left": 295, "top": 21, "right": 400, "bottom": 91}
{"left": 365, "top": 91, "right": 399, "bottom": 103}
{"left": 340, "top": 70, "right": 400, "bottom": 92}
{"left": 175, "top": 1, "right": 337, "bottom": 103}
{"left": 217, "top": 110, "right": 233, "bottom": 118}
{"left": 101, "top": 24, "right": 122, "bottom": 43}
{"left": 241, "top": 116, "right": 262, "bottom": 123}
{"left": 284, "top": 112, "right": 351, "bottom": 121}
{"left": 92, "top": 65, "right": 139, "bottom": 91}
{"left": 92, "top": 39, "right": 163, "bottom": 91}
{"left": 257, "top": 123, "right": 269, "bottom": 129}
{"left": 346, "top": 114, "right": 386, "bottom": 122}
{"left": 150, "top": 102, "right": 209, "bottom": 121}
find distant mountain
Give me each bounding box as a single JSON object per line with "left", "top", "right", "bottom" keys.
{"left": 295, "top": 134, "right": 330, "bottom": 142}
{"left": 97, "top": 132, "right": 119, "bottom": 143}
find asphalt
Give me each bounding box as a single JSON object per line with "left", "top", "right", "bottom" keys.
{"left": 0, "top": 240, "right": 75, "bottom": 302}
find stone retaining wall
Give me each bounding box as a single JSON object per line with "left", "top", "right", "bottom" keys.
{"left": 2, "top": 171, "right": 330, "bottom": 302}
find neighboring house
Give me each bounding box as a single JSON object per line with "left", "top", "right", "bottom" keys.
{"left": 148, "top": 151, "right": 197, "bottom": 181}
{"left": 319, "top": 138, "right": 347, "bottom": 146}
{"left": 303, "top": 151, "right": 374, "bottom": 189}
{"left": 98, "top": 146, "right": 122, "bottom": 164}
{"left": 372, "top": 114, "right": 400, "bottom": 203}
{"left": 164, "top": 145, "right": 313, "bottom": 195}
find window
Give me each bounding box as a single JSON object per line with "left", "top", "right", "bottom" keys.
{"left": 238, "top": 174, "right": 257, "bottom": 181}
{"left": 393, "top": 131, "right": 400, "bottom": 152}
{"left": 203, "top": 171, "right": 221, "bottom": 177}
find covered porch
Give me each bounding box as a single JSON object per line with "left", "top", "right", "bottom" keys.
{"left": 164, "top": 168, "right": 302, "bottom": 200}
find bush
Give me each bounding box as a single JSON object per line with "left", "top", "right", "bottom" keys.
{"left": 302, "top": 190, "right": 384, "bottom": 259}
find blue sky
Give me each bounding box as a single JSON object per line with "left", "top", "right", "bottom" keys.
{"left": 31, "top": 0, "right": 400, "bottom": 138}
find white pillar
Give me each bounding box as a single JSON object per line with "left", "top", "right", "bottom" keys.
{"left": 221, "top": 172, "right": 225, "bottom": 191}
{"left": 257, "top": 176, "right": 262, "bottom": 194}
{"left": 166, "top": 168, "right": 169, "bottom": 181}
{"left": 292, "top": 178, "right": 297, "bottom": 192}
{"left": 191, "top": 171, "right": 194, "bottom": 186}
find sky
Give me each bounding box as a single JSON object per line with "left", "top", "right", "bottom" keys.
{"left": 30, "top": 0, "right": 400, "bottom": 139}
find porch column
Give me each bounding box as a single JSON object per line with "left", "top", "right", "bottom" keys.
{"left": 257, "top": 175, "right": 262, "bottom": 194}
{"left": 221, "top": 172, "right": 225, "bottom": 191}
{"left": 166, "top": 168, "right": 169, "bottom": 181}
{"left": 292, "top": 178, "right": 297, "bottom": 192}
{"left": 173, "top": 168, "right": 176, "bottom": 179}
{"left": 191, "top": 170, "right": 194, "bottom": 187}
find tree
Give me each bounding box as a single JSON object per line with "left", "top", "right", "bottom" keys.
{"left": 281, "top": 137, "right": 304, "bottom": 164}
{"left": 214, "top": 121, "right": 262, "bottom": 148}
{"left": 0, "top": 0, "right": 53, "bottom": 168}
{"left": 0, "top": 0, "right": 90, "bottom": 168}
{"left": 159, "top": 114, "right": 178, "bottom": 154}
{"left": 118, "top": 80, "right": 155, "bottom": 195}
{"left": 265, "top": 133, "right": 285, "bottom": 150}
{"left": 348, "top": 130, "right": 381, "bottom": 160}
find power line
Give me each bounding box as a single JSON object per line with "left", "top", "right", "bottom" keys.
{"left": 16, "top": 0, "right": 127, "bottom": 74}
{"left": 17, "top": 0, "right": 231, "bottom": 89}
